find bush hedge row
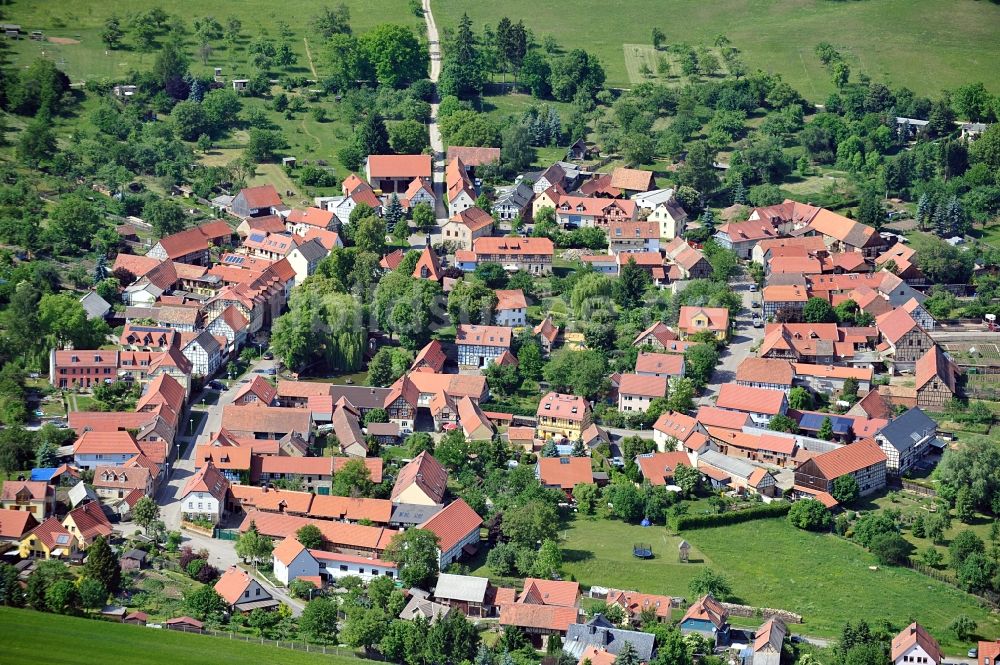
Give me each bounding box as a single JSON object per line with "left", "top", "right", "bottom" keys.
{"left": 672, "top": 501, "right": 790, "bottom": 530}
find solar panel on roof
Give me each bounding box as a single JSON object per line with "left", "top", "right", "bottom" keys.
{"left": 798, "top": 413, "right": 852, "bottom": 434}
{"left": 249, "top": 233, "right": 266, "bottom": 242}
{"left": 132, "top": 325, "right": 170, "bottom": 333}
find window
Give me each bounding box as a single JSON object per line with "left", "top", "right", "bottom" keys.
{"left": 339, "top": 565, "right": 348, "bottom": 572}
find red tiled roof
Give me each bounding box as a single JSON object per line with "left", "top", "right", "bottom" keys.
{"left": 678, "top": 306, "right": 729, "bottom": 334}
{"left": 412, "top": 246, "right": 443, "bottom": 281}
{"left": 446, "top": 146, "right": 500, "bottom": 166}
{"left": 286, "top": 207, "right": 334, "bottom": 228}
{"left": 875, "top": 309, "right": 919, "bottom": 345}
{"left": 73, "top": 431, "right": 142, "bottom": 456}
{"left": 577, "top": 646, "right": 617, "bottom": 665}
{"left": 234, "top": 375, "right": 277, "bottom": 405}
{"left": 799, "top": 439, "right": 886, "bottom": 479}
{"left": 518, "top": 578, "right": 580, "bottom": 607}
{"left": 495, "top": 289, "right": 527, "bottom": 311}
{"left": 704, "top": 427, "right": 796, "bottom": 456}
{"left": 273, "top": 536, "right": 307, "bottom": 566}
{"left": 392, "top": 452, "right": 448, "bottom": 504}
{"left": 419, "top": 498, "right": 482, "bottom": 552}
{"left": 681, "top": 594, "right": 728, "bottom": 628}
{"left": 310, "top": 495, "right": 393, "bottom": 523}
{"left": 653, "top": 411, "right": 698, "bottom": 442}
{"left": 113, "top": 254, "right": 161, "bottom": 278}
{"left": 472, "top": 237, "right": 554, "bottom": 256}
{"left": 412, "top": 340, "right": 447, "bottom": 372}
{"left": 380, "top": 249, "right": 406, "bottom": 270}
{"left": 0, "top": 507, "right": 38, "bottom": 539}
{"left": 180, "top": 462, "right": 230, "bottom": 502}
{"left": 450, "top": 206, "right": 494, "bottom": 233}
{"left": 633, "top": 321, "right": 678, "bottom": 347}
{"left": 334, "top": 457, "right": 383, "bottom": 484}
{"left": 696, "top": 405, "right": 752, "bottom": 430}
{"left": 194, "top": 445, "right": 252, "bottom": 472}
{"left": 610, "top": 167, "right": 655, "bottom": 192}
{"left": 500, "top": 603, "right": 579, "bottom": 632}
{"left": 736, "top": 358, "right": 794, "bottom": 386}
{"left": 716, "top": 384, "right": 786, "bottom": 415}
{"left": 637, "top": 451, "right": 692, "bottom": 485}
{"left": 536, "top": 392, "right": 589, "bottom": 423}
{"left": 24, "top": 517, "right": 73, "bottom": 552}
{"left": 456, "top": 324, "right": 512, "bottom": 348}
{"left": 635, "top": 352, "right": 684, "bottom": 376}
{"left": 239, "top": 510, "right": 398, "bottom": 551}
{"left": 214, "top": 566, "right": 256, "bottom": 605}
{"left": 537, "top": 457, "right": 593, "bottom": 490}
{"left": 64, "top": 501, "right": 113, "bottom": 543}
{"left": 618, "top": 373, "right": 668, "bottom": 398}
{"left": 892, "top": 623, "right": 942, "bottom": 664}
{"left": 1, "top": 481, "right": 51, "bottom": 502}
{"left": 915, "top": 345, "right": 958, "bottom": 393}
{"left": 793, "top": 363, "right": 873, "bottom": 381}
{"left": 239, "top": 185, "right": 282, "bottom": 209}
{"left": 368, "top": 154, "right": 432, "bottom": 179}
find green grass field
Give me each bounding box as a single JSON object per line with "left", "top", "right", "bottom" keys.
{"left": 471, "top": 517, "right": 998, "bottom": 651}
{"left": 435, "top": 0, "right": 1000, "bottom": 98}
{"left": 3, "top": 0, "right": 415, "bottom": 83}
{"left": 0, "top": 607, "right": 372, "bottom": 665}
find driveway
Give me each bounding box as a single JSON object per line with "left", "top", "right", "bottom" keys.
{"left": 422, "top": 0, "right": 449, "bottom": 222}
{"left": 697, "top": 281, "right": 765, "bottom": 406}
{"left": 157, "top": 356, "right": 277, "bottom": 533}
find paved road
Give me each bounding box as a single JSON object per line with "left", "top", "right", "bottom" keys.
{"left": 697, "top": 281, "right": 765, "bottom": 406}
{"left": 422, "top": 0, "right": 449, "bottom": 222}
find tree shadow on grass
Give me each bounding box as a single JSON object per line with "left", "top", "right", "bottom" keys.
{"left": 561, "top": 549, "right": 596, "bottom": 564}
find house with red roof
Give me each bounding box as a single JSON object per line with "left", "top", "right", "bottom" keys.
{"left": 284, "top": 207, "right": 335, "bottom": 234}
{"left": 914, "top": 346, "right": 960, "bottom": 409}
{"left": 446, "top": 157, "right": 477, "bottom": 217}
{"left": 214, "top": 565, "right": 278, "bottom": 613}
{"left": 793, "top": 439, "right": 887, "bottom": 499}
{"left": 678, "top": 306, "right": 729, "bottom": 341}
{"left": 635, "top": 351, "right": 685, "bottom": 379}
{"left": 618, "top": 373, "right": 668, "bottom": 413}
{"left": 456, "top": 324, "right": 513, "bottom": 368}
{"left": 735, "top": 357, "right": 794, "bottom": 393}
{"left": 419, "top": 498, "right": 483, "bottom": 568}
{"left": 876, "top": 309, "right": 933, "bottom": 369}
{"left": 679, "top": 594, "right": 730, "bottom": 644}
{"left": 402, "top": 176, "right": 436, "bottom": 210}
{"left": 0, "top": 508, "right": 38, "bottom": 543}
{"left": 536, "top": 457, "right": 594, "bottom": 496}
{"left": 272, "top": 535, "right": 398, "bottom": 586}
{"left": 411, "top": 340, "right": 448, "bottom": 374}
{"left": 366, "top": 155, "right": 433, "bottom": 194}
{"left": 239, "top": 510, "right": 398, "bottom": 555}
{"left": 607, "top": 221, "right": 660, "bottom": 255}
{"left": 536, "top": 392, "right": 592, "bottom": 442}
{"left": 891, "top": 623, "right": 941, "bottom": 665}
{"left": 715, "top": 384, "right": 788, "bottom": 426}
{"left": 652, "top": 411, "right": 699, "bottom": 452}
{"left": 413, "top": 245, "right": 444, "bottom": 281}
{"left": 976, "top": 641, "right": 1000, "bottom": 665}
{"left": 442, "top": 206, "right": 494, "bottom": 251}
{"left": 636, "top": 451, "right": 693, "bottom": 485}
{"left": 633, "top": 321, "right": 679, "bottom": 350}
{"left": 180, "top": 462, "right": 231, "bottom": 523}
{"left": 18, "top": 517, "right": 76, "bottom": 559}
{"left": 462, "top": 237, "right": 554, "bottom": 275}
{"left": 534, "top": 316, "right": 560, "bottom": 355}
{"left": 555, "top": 196, "right": 637, "bottom": 229}
{"left": 233, "top": 374, "right": 277, "bottom": 407}
{"left": 61, "top": 501, "right": 113, "bottom": 550}
{"left": 494, "top": 289, "right": 528, "bottom": 327}
{"left": 231, "top": 185, "right": 282, "bottom": 219}
{"left": 72, "top": 431, "right": 143, "bottom": 470}
{"left": 146, "top": 220, "right": 235, "bottom": 265}
{"left": 1, "top": 481, "right": 55, "bottom": 519}
{"left": 48, "top": 349, "right": 119, "bottom": 389}
{"left": 500, "top": 577, "right": 581, "bottom": 645}
{"left": 392, "top": 451, "right": 448, "bottom": 506}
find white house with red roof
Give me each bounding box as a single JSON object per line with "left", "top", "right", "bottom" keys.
{"left": 456, "top": 324, "right": 513, "bottom": 368}
{"left": 419, "top": 498, "right": 483, "bottom": 568}
{"left": 442, "top": 206, "right": 494, "bottom": 251}
{"left": 180, "top": 462, "right": 230, "bottom": 523}
{"left": 635, "top": 352, "right": 685, "bottom": 379}
{"left": 607, "top": 221, "right": 660, "bottom": 255}
{"left": 715, "top": 384, "right": 788, "bottom": 426}
{"left": 494, "top": 289, "right": 528, "bottom": 327}
{"left": 214, "top": 565, "right": 278, "bottom": 613}
{"left": 617, "top": 374, "right": 668, "bottom": 412}
{"left": 891, "top": 623, "right": 941, "bottom": 665}
{"left": 272, "top": 536, "right": 398, "bottom": 586}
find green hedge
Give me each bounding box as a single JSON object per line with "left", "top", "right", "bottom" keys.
{"left": 672, "top": 502, "right": 790, "bottom": 530}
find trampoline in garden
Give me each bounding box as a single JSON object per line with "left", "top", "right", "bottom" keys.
{"left": 633, "top": 543, "right": 653, "bottom": 559}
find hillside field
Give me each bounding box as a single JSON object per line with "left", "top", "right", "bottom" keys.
{"left": 0, "top": 607, "right": 371, "bottom": 665}
{"left": 474, "top": 517, "right": 1000, "bottom": 653}
{"left": 434, "top": 0, "right": 1000, "bottom": 99}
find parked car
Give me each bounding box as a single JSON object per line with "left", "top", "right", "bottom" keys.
{"left": 262, "top": 351, "right": 274, "bottom": 360}
{"left": 752, "top": 315, "right": 763, "bottom": 328}
{"left": 264, "top": 368, "right": 277, "bottom": 375}
{"left": 748, "top": 284, "right": 757, "bottom": 292}
{"left": 209, "top": 381, "right": 225, "bottom": 390}
{"left": 968, "top": 649, "right": 978, "bottom": 659}
{"left": 751, "top": 300, "right": 761, "bottom": 308}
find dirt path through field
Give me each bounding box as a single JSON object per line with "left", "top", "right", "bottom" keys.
{"left": 303, "top": 37, "right": 318, "bottom": 79}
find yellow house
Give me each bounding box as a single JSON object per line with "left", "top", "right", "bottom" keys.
{"left": 535, "top": 392, "right": 592, "bottom": 441}
{"left": 18, "top": 517, "right": 75, "bottom": 559}
{"left": 61, "top": 502, "right": 113, "bottom": 550}
{"left": 678, "top": 306, "right": 730, "bottom": 341}
{"left": 0, "top": 481, "right": 55, "bottom": 519}
{"left": 390, "top": 451, "right": 448, "bottom": 506}
{"left": 531, "top": 186, "right": 562, "bottom": 221}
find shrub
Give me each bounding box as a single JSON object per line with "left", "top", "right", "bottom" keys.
{"left": 671, "top": 502, "right": 790, "bottom": 530}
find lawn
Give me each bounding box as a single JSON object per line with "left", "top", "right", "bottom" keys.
{"left": 434, "top": 0, "right": 1000, "bottom": 98}
{"left": 0, "top": 607, "right": 373, "bottom": 665}
{"left": 477, "top": 516, "right": 998, "bottom": 652}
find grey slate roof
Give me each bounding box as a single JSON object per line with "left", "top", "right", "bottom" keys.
{"left": 390, "top": 503, "right": 442, "bottom": 526}
{"left": 564, "top": 615, "right": 656, "bottom": 660}
{"left": 494, "top": 182, "right": 533, "bottom": 209}
{"left": 876, "top": 407, "right": 938, "bottom": 453}
{"left": 698, "top": 450, "right": 759, "bottom": 481}
{"left": 80, "top": 292, "right": 112, "bottom": 319}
